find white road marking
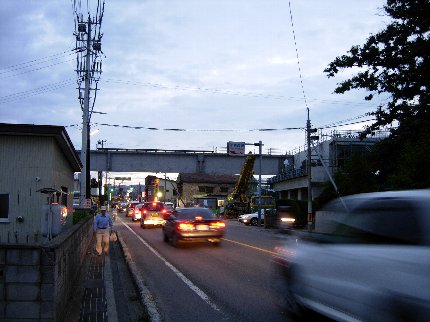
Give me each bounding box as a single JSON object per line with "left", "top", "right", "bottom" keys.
{"left": 121, "top": 219, "right": 221, "bottom": 312}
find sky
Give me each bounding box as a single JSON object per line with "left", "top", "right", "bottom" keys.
{"left": 0, "top": 0, "right": 389, "bottom": 182}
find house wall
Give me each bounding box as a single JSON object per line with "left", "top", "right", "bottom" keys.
{"left": 181, "top": 182, "right": 233, "bottom": 204}
{"left": 0, "top": 136, "right": 74, "bottom": 244}
{"left": 51, "top": 142, "right": 75, "bottom": 216}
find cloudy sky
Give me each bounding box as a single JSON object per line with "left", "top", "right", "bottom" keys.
{"left": 1, "top": 0, "right": 388, "bottom": 169}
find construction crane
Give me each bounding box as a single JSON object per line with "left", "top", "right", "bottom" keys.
{"left": 224, "top": 153, "right": 256, "bottom": 218}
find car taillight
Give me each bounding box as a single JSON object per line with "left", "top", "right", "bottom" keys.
{"left": 210, "top": 222, "right": 225, "bottom": 229}
{"left": 162, "top": 209, "right": 167, "bottom": 213}
{"left": 178, "top": 223, "right": 194, "bottom": 231}
{"left": 143, "top": 210, "right": 147, "bottom": 214}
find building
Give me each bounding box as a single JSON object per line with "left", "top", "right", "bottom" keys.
{"left": 157, "top": 177, "right": 178, "bottom": 204}
{"left": 0, "top": 123, "right": 82, "bottom": 244}
{"left": 176, "top": 173, "right": 238, "bottom": 207}
{"left": 269, "top": 130, "right": 388, "bottom": 200}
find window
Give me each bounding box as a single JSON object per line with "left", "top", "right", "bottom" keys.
{"left": 177, "top": 208, "right": 215, "bottom": 219}
{"left": 198, "top": 186, "right": 214, "bottom": 193}
{"left": 331, "top": 199, "right": 422, "bottom": 245}
{"left": 61, "top": 187, "right": 68, "bottom": 206}
{"left": 0, "top": 194, "right": 10, "bottom": 221}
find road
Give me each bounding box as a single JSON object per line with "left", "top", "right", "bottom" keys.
{"left": 114, "top": 212, "right": 290, "bottom": 322}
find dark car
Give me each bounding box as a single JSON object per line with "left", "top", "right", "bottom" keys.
{"left": 163, "top": 202, "right": 175, "bottom": 216}
{"left": 140, "top": 202, "right": 168, "bottom": 228}
{"left": 126, "top": 201, "right": 140, "bottom": 217}
{"left": 116, "top": 202, "right": 128, "bottom": 213}
{"left": 162, "top": 207, "right": 226, "bottom": 247}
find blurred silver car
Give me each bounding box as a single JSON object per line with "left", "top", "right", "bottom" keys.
{"left": 272, "top": 189, "right": 430, "bottom": 321}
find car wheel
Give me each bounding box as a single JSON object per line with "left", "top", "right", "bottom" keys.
{"left": 250, "top": 218, "right": 258, "bottom": 226}
{"left": 141, "top": 222, "right": 146, "bottom": 228}
{"left": 171, "top": 233, "right": 180, "bottom": 247}
{"left": 163, "top": 231, "right": 169, "bottom": 242}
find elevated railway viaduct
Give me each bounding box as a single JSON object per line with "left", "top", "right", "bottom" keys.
{"left": 83, "top": 148, "right": 292, "bottom": 176}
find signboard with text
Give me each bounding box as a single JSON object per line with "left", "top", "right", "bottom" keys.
{"left": 115, "top": 177, "right": 131, "bottom": 181}
{"left": 83, "top": 198, "right": 92, "bottom": 209}
{"left": 227, "top": 141, "right": 245, "bottom": 156}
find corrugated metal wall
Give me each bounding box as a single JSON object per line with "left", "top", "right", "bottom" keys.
{"left": 0, "top": 136, "right": 75, "bottom": 244}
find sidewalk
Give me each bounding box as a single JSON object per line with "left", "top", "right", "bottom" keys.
{"left": 64, "top": 229, "right": 146, "bottom": 322}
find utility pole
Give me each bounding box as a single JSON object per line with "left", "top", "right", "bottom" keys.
{"left": 306, "top": 113, "right": 312, "bottom": 231}
{"left": 80, "top": 17, "right": 92, "bottom": 207}
{"left": 306, "top": 110, "right": 318, "bottom": 231}
{"left": 254, "top": 141, "right": 263, "bottom": 226}
{"left": 73, "top": 1, "right": 104, "bottom": 207}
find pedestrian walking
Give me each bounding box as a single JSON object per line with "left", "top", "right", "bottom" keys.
{"left": 93, "top": 206, "right": 113, "bottom": 256}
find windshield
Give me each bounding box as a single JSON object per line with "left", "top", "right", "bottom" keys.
{"left": 176, "top": 208, "right": 216, "bottom": 220}
{"left": 144, "top": 203, "right": 165, "bottom": 211}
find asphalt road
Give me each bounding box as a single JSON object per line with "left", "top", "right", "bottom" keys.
{"left": 114, "top": 212, "right": 291, "bottom": 322}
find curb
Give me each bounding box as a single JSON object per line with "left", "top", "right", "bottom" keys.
{"left": 116, "top": 231, "right": 162, "bottom": 322}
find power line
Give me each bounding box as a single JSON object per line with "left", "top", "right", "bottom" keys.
{"left": 0, "top": 58, "right": 75, "bottom": 80}
{"left": 0, "top": 79, "right": 76, "bottom": 104}
{"left": 102, "top": 78, "right": 375, "bottom": 108}
{"left": 0, "top": 49, "right": 76, "bottom": 75}
{"left": 83, "top": 118, "right": 372, "bottom": 133}
{"left": 288, "top": 1, "right": 309, "bottom": 112}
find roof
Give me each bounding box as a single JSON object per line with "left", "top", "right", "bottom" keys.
{"left": 0, "top": 123, "right": 82, "bottom": 172}
{"left": 178, "top": 173, "right": 237, "bottom": 184}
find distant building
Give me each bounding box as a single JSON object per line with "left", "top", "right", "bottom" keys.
{"left": 0, "top": 123, "right": 81, "bottom": 244}
{"left": 156, "top": 178, "right": 178, "bottom": 204}
{"left": 269, "top": 130, "right": 388, "bottom": 200}
{"left": 176, "top": 173, "right": 237, "bottom": 207}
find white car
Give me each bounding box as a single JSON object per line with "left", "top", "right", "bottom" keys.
{"left": 272, "top": 189, "right": 430, "bottom": 321}
{"left": 238, "top": 209, "right": 267, "bottom": 225}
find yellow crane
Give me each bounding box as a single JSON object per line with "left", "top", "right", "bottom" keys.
{"left": 225, "top": 153, "right": 256, "bottom": 218}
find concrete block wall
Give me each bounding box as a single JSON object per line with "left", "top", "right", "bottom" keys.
{"left": 0, "top": 216, "right": 93, "bottom": 321}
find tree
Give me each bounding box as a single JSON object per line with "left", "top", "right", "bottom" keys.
{"left": 323, "top": 0, "right": 430, "bottom": 190}
{"left": 324, "top": 0, "right": 430, "bottom": 137}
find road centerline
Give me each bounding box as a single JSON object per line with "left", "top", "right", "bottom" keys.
{"left": 222, "top": 238, "right": 277, "bottom": 255}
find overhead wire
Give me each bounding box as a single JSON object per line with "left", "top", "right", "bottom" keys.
{"left": 101, "top": 78, "right": 374, "bottom": 108}
{"left": 0, "top": 79, "right": 76, "bottom": 104}
{"left": 0, "top": 50, "right": 76, "bottom": 76}
{"left": 288, "top": 0, "right": 310, "bottom": 113}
